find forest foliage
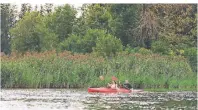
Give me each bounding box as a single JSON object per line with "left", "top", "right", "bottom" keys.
{"left": 1, "top": 4, "right": 197, "bottom": 74}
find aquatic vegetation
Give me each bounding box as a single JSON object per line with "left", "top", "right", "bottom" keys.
{"left": 1, "top": 50, "right": 196, "bottom": 90}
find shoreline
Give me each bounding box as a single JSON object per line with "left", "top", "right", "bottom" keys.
{"left": 1, "top": 87, "right": 197, "bottom": 92}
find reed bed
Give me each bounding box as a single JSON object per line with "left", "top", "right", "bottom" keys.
{"left": 1, "top": 50, "right": 196, "bottom": 90}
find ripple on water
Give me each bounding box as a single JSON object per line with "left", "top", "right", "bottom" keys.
{"left": 0, "top": 89, "right": 197, "bottom": 110}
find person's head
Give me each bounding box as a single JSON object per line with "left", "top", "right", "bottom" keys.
{"left": 125, "top": 80, "right": 129, "bottom": 83}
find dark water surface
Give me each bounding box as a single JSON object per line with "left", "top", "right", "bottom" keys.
{"left": 0, "top": 89, "right": 197, "bottom": 110}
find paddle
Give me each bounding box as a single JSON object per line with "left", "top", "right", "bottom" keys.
{"left": 112, "top": 76, "right": 118, "bottom": 81}
{"left": 99, "top": 75, "right": 118, "bottom": 81}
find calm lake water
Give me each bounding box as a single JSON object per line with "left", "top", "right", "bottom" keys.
{"left": 0, "top": 89, "right": 197, "bottom": 110}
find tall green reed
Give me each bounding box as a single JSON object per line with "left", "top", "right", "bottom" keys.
{"left": 1, "top": 51, "right": 196, "bottom": 90}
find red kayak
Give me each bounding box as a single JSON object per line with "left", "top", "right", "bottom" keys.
{"left": 88, "top": 87, "right": 132, "bottom": 93}
{"left": 88, "top": 87, "right": 144, "bottom": 93}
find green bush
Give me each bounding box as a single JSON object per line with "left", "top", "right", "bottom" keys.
{"left": 60, "top": 29, "right": 108, "bottom": 53}
{"left": 124, "top": 45, "right": 140, "bottom": 54}
{"left": 138, "top": 48, "right": 153, "bottom": 55}
{"left": 93, "top": 34, "right": 123, "bottom": 58}
{"left": 151, "top": 40, "right": 170, "bottom": 55}
{"left": 60, "top": 34, "right": 84, "bottom": 53}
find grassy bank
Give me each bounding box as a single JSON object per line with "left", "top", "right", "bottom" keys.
{"left": 1, "top": 50, "right": 197, "bottom": 90}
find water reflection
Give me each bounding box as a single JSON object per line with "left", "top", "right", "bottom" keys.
{"left": 0, "top": 89, "right": 197, "bottom": 110}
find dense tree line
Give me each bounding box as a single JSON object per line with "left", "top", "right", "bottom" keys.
{"left": 1, "top": 4, "right": 197, "bottom": 71}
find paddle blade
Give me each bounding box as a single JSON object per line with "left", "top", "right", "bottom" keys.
{"left": 112, "top": 76, "right": 118, "bottom": 81}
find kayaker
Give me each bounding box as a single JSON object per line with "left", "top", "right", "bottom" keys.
{"left": 107, "top": 80, "right": 118, "bottom": 89}
{"left": 122, "top": 80, "right": 132, "bottom": 89}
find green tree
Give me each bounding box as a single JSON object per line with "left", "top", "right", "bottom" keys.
{"left": 27, "top": 4, "right": 32, "bottom": 12}
{"left": 40, "top": 5, "right": 44, "bottom": 16}
{"left": 1, "top": 4, "right": 17, "bottom": 54}
{"left": 34, "top": 5, "right": 38, "bottom": 11}
{"left": 109, "top": 4, "right": 141, "bottom": 47}
{"left": 83, "top": 4, "right": 113, "bottom": 32}
{"left": 72, "top": 16, "right": 89, "bottom": 36}
{"left": 45, "top": 4, "right": 77, "bottom": 42}
{"left": 60, "top": 29, "right": 107, "bottom": 53}
{"left": 10, "top": 12, "right": 58, "bottom": 53}
{"left": 44, "top": 3, "right": 53, "bottom": 14}
{"left": 82, "top": 29, "right": 107, "bottom": 53}
{"left": 19, "top": 3, "right": 31, "bottom": 19}
{"left": 151, "top": 4, "right": 197, "bottom": 49}
{"left": 72, "top": 4, "right": 90, "bottom": 36}
{"left": 137, "top": 4, "right": 159, "bottom": 48}
{"left": 74, "top": 4, "right": 142, "bottom": 48}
